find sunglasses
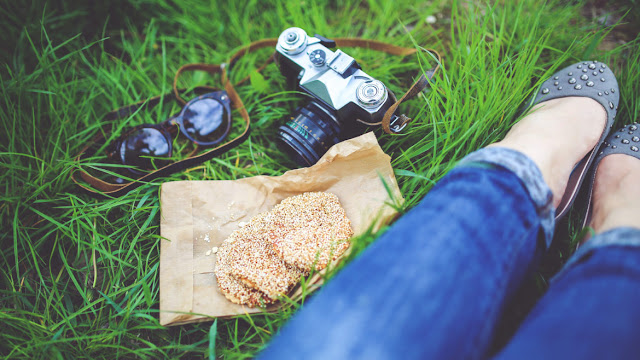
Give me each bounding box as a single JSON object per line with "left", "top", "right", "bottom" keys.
{"left": 107, "top": 91, "right": 232, "bottom": 174}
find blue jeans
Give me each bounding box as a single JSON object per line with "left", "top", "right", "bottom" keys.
{"left": 258, "top": 148, "right": 640, "bottom": 360}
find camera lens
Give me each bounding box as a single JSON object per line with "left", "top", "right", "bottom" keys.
{"left": 277, "top": 101, "right": 340, "bottom": 167}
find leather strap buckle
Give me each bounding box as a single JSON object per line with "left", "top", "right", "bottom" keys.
{"left": 389, "top": 114, "right": 410, "bottom": 133}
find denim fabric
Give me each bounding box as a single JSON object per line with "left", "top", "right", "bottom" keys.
{"left": 494, "top": 228, "right": 640, "bottom": 359}
{"left": 559, "top": 227, "right": 640, "bottom": 277}
{"left": 259, "top": 148, "right": 552, "bottom": 360}
{"left": 459, "top": 147, "right": 555, "bottom": 248}
{"left": 258, "top": 147, "right": 640, "bottom": 360}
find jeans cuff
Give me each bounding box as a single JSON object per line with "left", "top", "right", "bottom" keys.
{"left": 553, "top": 227, "right": 640, "bottom": 281}
{"left": 457, "top": 147, "right": 555, "bottom": 249}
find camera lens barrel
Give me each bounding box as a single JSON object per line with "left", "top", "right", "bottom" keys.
{"left": 277, "top": 101, "right": 341, "bottom": 167}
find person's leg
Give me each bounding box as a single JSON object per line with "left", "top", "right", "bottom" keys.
{"left": 260, "top": 158, "right": 547, "bottom": 360}
{"left": 493, "top": 152, "right": 640, "bottom": 359}
{"left": 257, "top": 97, "right": 605, "bottom": 360}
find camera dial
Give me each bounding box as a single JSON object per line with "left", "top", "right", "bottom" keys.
{"left": 356, "top": 80, "right": 387, "bottom": 108}
{"left": 277, "top": 27, "right": 308, "bottom": 55}
{"left": 309, "top": 49, "right": 326, "bottom": 66}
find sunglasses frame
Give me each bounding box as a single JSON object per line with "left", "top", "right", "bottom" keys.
{"left": 167, "top": 90, "right": 232, "bottom": 146}
{"left": 107, "top": 91, "right": 232, "bottom": 174}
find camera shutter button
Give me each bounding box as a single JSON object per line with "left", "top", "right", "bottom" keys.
{"left": 278, "top": 27, "right": 308, "bottom": 55}
{"left": 285, "top": 32, "right": 298, "bottom": 43}
{"left": 357, "top": 80, "right": 387, "bottom": 107}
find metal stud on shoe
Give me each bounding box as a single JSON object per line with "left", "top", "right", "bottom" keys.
{"left": 528, "top": 60, "right": 620, "bottom": 222}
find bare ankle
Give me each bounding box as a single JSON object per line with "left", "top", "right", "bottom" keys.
{"left": 589, "top": 154, "right": 640, "bottom": 234}
{"left": 490, "top": 97, "right": 606, "bottom": 207}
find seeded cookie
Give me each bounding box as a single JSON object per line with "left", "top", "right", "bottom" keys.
{"left": 219, "top": 213, "right": 307, "bottom": 300}
{"left": 266, "top": 192, "right": 353, "bottom": 272}
{"left": 214, "top": 246, "right": 274, "bottom": 307}
{"left": 214, "top": 192, "right": 353, "bottom": 306}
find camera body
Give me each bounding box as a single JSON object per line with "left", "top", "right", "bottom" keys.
{"left": 274, "top": 27, "right": 397, "bottom": 166}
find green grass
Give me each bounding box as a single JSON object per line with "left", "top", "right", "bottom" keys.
{"left": 1, "top": 0, "right": 639, "bottom": 358}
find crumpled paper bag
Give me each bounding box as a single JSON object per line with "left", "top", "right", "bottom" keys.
{"left": 159, "top": 132, "right": 403, "bottom": 326}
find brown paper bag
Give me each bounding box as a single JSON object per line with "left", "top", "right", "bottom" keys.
{"left": 159, "top": 132, "right": 403, "bottom": 326}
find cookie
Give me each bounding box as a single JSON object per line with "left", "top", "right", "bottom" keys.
{"left": 218, "top": 214, "right": 306, "bottom": 301}
{"left": 266, "top": 192, "right": 353, "bottom": 272}
{"left": 214, "top": 192, "right": 353, "bottom": 307}
{"left": 214, "top": 247, "right": 274, "bottom": 307}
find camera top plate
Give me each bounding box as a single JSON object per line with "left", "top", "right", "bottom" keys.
{"left": 276, "top": 27, "right": 389, "bottom": 115}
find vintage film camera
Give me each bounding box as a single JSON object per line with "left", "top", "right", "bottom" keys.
{"left": 275, "top": 27, "right": 400, "bottom": 166}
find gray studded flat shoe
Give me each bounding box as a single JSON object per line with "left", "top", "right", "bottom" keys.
{"left": 581, "top": 123, "right": 640, "bottom": 229}
{"left": 529, "top": 60, "right": 619, "bottom": 220}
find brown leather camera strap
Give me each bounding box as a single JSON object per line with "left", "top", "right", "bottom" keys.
{"left": 72, "top": 35, "right": 440, "bottom": 198}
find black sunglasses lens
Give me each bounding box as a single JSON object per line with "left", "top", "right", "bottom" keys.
{"left": 120, "top": 127, "right": 171, "bottom": 169}
{"left": 182, "top": 98, "right": 229, "bottom": 144}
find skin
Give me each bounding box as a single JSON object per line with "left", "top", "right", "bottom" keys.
{"left": 489, "top": 96, "right": 639, "bottom": 235}
{"left": 589, "top": 154, "right": 640, "bottom": 233}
